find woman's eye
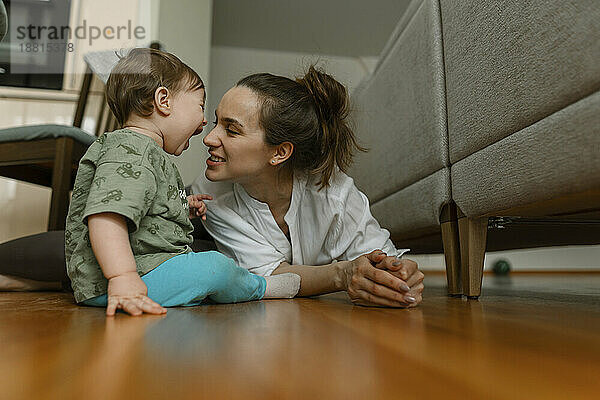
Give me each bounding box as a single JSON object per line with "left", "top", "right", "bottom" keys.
{"left": 226, "top": 129, "right": 238, "bottom": 136}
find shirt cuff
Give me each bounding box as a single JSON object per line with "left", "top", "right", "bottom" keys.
{"left": 397, "top": 248, "right": 411, "bottom": 258}
{"left": 249, "top": 259, "right": 284, "bottom": 277}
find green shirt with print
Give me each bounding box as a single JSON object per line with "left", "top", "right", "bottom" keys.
{"left": 65, "top": 128, "right": 194, "bottom": 303}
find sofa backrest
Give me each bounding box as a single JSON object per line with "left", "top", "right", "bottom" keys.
{"left": 349, "top": 0, "right": 449, "bottom": 205}
{"left": 442, "top": 0, "right": 600, "bottom": 164}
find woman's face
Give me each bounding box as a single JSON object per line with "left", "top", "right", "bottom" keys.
{"left": 203, "top": 86, "right": 273, "bottom": 183}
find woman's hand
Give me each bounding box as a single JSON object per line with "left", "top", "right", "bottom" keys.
{"left": 106, "top": 271, "right": 167, "bottom": 316}
{"left": 372, "top": 254, "right": 424, "bottom": 307}
{"left": 341, "top": 250, "right": 417, "bottom": 307}
{"left": 187, "top": 194, "right": 213, "bottom": 220}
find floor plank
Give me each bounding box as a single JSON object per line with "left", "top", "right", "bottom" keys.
{"left": 1, "top": 274, "right": 599, "bottom": 400}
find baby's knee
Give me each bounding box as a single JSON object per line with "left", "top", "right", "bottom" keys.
{"left": 190, "top": 251, "right": 242, "bottom": 282}
{"left": 203, "top": 251, "right": 238, "bottom": 271}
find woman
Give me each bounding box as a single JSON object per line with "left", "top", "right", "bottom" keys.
{"left": 191, "top": 66, "right": 424, "bottom": 308}
{"left": 0, "top": 66, "right": 424, "bottom": 308}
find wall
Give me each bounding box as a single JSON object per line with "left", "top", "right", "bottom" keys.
{"left": 206, "top": 45, "right": 378, "bottom": 122}
{"left": 157, "top": 0, "right": 213, "bottom": 185}
{"left": 412, "top": 246, "right": 600, "bottom": 272}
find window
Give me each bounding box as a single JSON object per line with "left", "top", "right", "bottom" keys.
{"left": 0, "top": 0, "right": 71, "bottom": 90}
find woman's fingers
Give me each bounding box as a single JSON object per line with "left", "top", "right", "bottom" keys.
{"left": 406, "top": 283, "right": 424, "bottom": 307}
{"left": 359, "top": 261, "right": 410, "bottom": 293}
{"left": 410, "top": 282, "right": 424, "bottom": 296}
{"left": 374, "top": 256, "right": 400, "bottom": 272}
{"left": 347, "top": 254, "right": 420, "bottom": 308}
{"left": 387, "top": 258, "right": 418, "bottom": 275}
{"left": 406, "top": 269, "right": 425, "bottom": 288}
{"left": 364, "top": 249, "right": 387, "bottom": 264}
{"left": 378, "top": 258, "right": 419, "bottom": 284}
{"left": 353, "top": 275, "right": 415, "bottom": 304}
{"left": 353, "top": 290, "right": 411, "bottom": 307}
{"left": 400, "top": 283, "right": 424, "bottom": 308}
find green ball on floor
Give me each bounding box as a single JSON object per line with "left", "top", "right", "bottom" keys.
{"left": 492, "top": 259, "right": 511, "bottom": 275}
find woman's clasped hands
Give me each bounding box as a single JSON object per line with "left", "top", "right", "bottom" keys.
{"left": 344, "top": 250, "right": 424, "bottom": 308}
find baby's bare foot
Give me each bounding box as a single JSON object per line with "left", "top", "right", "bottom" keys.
{"left": 0, "top": 274, "right": 61, "bottom": 291}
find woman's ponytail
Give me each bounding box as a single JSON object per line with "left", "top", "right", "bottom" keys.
{"left": 237, "top": 65, "right": 366, "bottom": 189}
{"left": 296, "top": 65, "right": 367, "bottom": 189}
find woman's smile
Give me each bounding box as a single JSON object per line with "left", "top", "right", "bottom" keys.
{"left": 207, "top": 151, "right": 226, "bottom": 167}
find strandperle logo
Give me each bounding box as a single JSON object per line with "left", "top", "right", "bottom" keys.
{"left": 15, "top": 20, "right": 146, "bottom": 46}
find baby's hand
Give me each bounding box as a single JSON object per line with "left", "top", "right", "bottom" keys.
{"left": 187, "top": 193, "right": 213, "bottom": 220}
{"left": 106, "top": 271, "right": 166, "bottom": 316}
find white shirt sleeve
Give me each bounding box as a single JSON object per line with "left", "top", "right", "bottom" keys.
{"left": 335, "top": 181, "right": 409, "bottom": 261}
{"left": 201, "top": 200, "right": 286, "bottom": 276}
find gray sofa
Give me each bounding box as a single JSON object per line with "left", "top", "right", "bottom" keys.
{"left": 349, "top": 0, "right": 600, "bottom": 297}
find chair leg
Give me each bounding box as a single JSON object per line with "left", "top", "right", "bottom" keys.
{"left": 458, "top": 214, "right": 488, "bottom": 298}
{"left": 48, "top": 137, "right": 73, "bottom": 231}
{"left": 440, "top": 203, "right": 461, "bottom": 296}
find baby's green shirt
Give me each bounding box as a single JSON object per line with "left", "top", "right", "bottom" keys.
{"left": 65, "top": 128, "right": 194, "bottom": 303}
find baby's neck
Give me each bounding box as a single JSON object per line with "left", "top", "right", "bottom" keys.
{"left": 122, "top": 116, "right": 164, "bottom": 148}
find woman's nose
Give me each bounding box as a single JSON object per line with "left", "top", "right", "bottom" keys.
{"left": 203, "top": 127, "right": 220, "bottom": 147}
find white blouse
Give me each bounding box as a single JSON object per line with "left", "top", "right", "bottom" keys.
{"left": 191, "top": 171, "right": 409, "bottom": 276}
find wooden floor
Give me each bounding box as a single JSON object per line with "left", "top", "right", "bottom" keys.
{"left": 1, "top": 273, "right": 599, "bottom": 400}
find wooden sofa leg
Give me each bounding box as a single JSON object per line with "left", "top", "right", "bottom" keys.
{"left": 458, "top": 214, "right": 488, "bottom": 298}
{"left": 440, "top": 203, "right": 461, "bottom": 296}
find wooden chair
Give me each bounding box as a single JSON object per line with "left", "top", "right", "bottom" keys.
{"left": 0, "top": 51, "right": 121, "bottom": 230}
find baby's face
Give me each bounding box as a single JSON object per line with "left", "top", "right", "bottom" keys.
{"left": 163, "top": 87, "right": 207, "bottom": 156}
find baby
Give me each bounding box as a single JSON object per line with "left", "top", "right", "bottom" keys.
{"left": 65, "top": 48, "right": 300, "bottom": 316}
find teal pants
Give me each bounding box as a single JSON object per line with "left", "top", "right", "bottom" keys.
{"left": 82, "top": 251, "right": 266, "bottom": 307}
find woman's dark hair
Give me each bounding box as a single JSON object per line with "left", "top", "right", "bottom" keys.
{"left": 237, "top": 65, "right": 366, "bottom": 189}
{"left": 106, "top": 48, "right": 204, "bottom": 127}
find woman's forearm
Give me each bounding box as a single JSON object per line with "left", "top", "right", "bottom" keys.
{"left": 271, "top": 260, "right": 352, "bottom": 297}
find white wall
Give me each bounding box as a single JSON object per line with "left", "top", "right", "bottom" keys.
{"left": 412, "top": 246, "right": 600, "bottom": 272}
{"left": 206, "top": 45, "right": 378, "bottom": 123}
{"left": 158, "top": 0, "right": 213, "bottom": 185}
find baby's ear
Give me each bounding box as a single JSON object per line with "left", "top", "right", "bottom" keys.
{"left": 154, "top": 86, "right": 172, "bottom": 116}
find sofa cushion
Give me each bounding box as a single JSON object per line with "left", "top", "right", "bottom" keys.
{"left": 452, "top": 90, "right": 600, "bottom": 217}
{"left": 370, "top": 168, "right": 450, "bottom": 236}
{"left": 442, "top": 0, "right": 600, "bottom": 163}
{"left": 350, "top": 0, "right": 448, "bottom": 203}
